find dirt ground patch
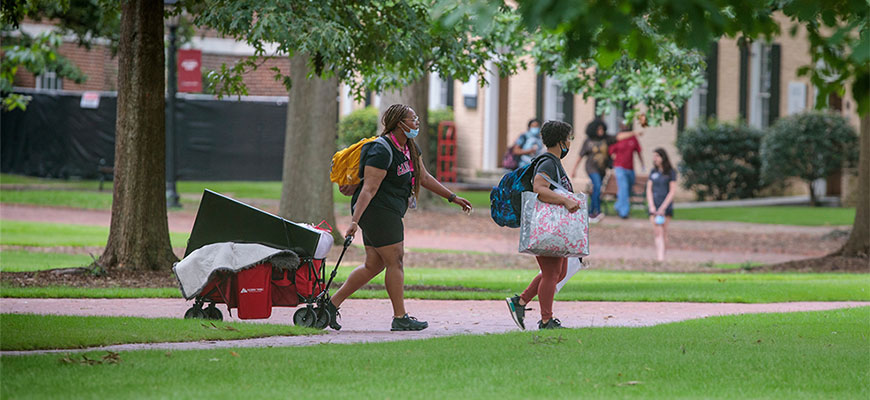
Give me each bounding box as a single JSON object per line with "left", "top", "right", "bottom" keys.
{"left": 758, "top": 255, "right": 869, "bottom": 273}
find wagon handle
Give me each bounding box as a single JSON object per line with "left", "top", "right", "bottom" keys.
{"left": 320, "top": 236, "right": 353, "bottom": 299}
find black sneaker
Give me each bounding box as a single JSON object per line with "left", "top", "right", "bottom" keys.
{"left": 391, "top": 314, "right": 428, "bottom": 331}
{"left": 505, "top": 295, "right": 530, "bottom": 330}
{"left": 538, "top": 318, "right": 564, "bottom": 329}
{"left": 325, "top": 300, "right": 341, "bottom": 331}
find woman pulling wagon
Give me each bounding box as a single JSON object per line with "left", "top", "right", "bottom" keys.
{"left": 327, "top": 104, "right": 473, "bottom": 331}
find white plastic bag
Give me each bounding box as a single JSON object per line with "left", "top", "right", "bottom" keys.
{"left": 556, "top": 257, "right": 586, "bottom": 293}
{"left": 302, "top": 221, "right": 334, "bottom": 259}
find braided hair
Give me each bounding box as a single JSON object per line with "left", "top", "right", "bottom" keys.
{"left": 380, "top": 104, "right": 422, "bottom": 198}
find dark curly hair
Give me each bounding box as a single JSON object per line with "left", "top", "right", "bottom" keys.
{"left": 585, "top": 118, "right": 607, "bottom": 139}
{"left": 541, "top": 120, "right": 573, "bottom": 148}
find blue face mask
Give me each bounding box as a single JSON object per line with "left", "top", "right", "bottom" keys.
{"left": 401, "top": 122, "right": 419, "bottom": 139}
{"left": 529, "top": 127, "right": 540, "bottom": 135}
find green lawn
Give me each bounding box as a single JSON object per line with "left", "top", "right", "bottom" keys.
{"left": 0, "top": 189, "right": 114, "bottom": 209}
{"left": 675, "top": 206, "right": 856, "bottom": 226}
{"left": 340, "top": 267, "right": 870, "bottom": 303}
{"left": 0, "top": 314, "right": 320, "bottom": 351}
{"left": 4, "top": 268, "right": 867, "bottom": 303}
{"left": 0, "top": 220, "right": 189, "bottom": 248}
{"left": 2, "top": 308, "right": 867, "bottom": 399}
{"left": 0, "top": 174, "right": 100, "bottom": 189}
{"left": 0, "top": 250, "right": 94, "bottom": 272}
{"left": 177, "top": 180, "right": 283, "bottom": 200}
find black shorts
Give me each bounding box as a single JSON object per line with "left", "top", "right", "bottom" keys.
{"left": 649, "top": 203, "right": 674, "bottom": 217}
{"left": 358, "top": 206, "right": 404, "bottom": 247}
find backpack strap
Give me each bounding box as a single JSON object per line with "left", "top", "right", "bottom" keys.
{"left": 359, "top": 136, "right": 394, "bottom": 180}
{"left": 531, "top": 153, "right": 570, "bottom": 193}
{"left": 374, "top": 136, "right": 394, "bottom": 168}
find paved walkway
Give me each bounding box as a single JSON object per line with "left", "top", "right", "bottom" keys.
{"left": 2, "top": 298, "right": 867, "bottom": 355}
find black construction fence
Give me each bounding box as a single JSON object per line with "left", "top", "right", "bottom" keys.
{"left": 1, "top": 89, "right": 288, "bottom": 181}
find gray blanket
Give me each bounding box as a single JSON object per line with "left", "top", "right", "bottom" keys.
{"left": 172, "top": 242, "right": 300, "bottom": 300}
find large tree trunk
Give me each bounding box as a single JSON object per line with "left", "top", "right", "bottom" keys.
{"left": 279, "top": 53, "right": 342, "bottom": 243}
{"left": 836, "top": 112, "right": 870, "bottom": 258}
{"left": 379, "top": 76, "right": 438, "bottom": 208}
{"left": 98, "top": 0, "right": 176, "bottom": 271}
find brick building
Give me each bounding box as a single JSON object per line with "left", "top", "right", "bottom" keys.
{"left": 339, "top": 13, "right": 860, "bottom": 201}
{"left": 12, "top": 22, "right": 290, "bottom": 97}
{"left": 12, "top": 15, "right": 861, "bottom": 201}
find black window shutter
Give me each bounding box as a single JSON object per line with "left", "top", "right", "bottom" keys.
{"left": 446, "top": 75, "right": 454, "bottom": 108}
{"left": 706, "top": 42, "right": 718, "bottom": 120}
{"left": 739, "top": 42, "right": 749, "bottom": 121}
{"left": 769, "top": 44, "right": 781, "bottom": 124}
{"left": 536, "top": 73, "right": 544, "bottom": 121}
{"left": 562, "top": 89, "right": 574, "bottom": 126}
{"left": 677, "top": 104, "right": 686, "bottom": 134}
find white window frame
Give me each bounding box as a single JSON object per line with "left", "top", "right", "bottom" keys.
{"left": 749, "top": 41, "right": 773, "bottom": 129}
{"left": 543, "top": 75, "right": 566, "bottom": 122}
{"left": 685, "top": 79, "right": 709, "bottom": 128}
{"left": 35, "top": 70, "right": 62, "bottom": 91}
{"left": 428, "top": 73, "right": 449, "bottom": 110}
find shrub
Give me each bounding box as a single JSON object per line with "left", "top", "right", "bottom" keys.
{"left": 337, "top": 107, "right": 379, "bottom": 149}
{"left": 761, "top": 111, "right": 859, "bottom": 205}
{"left": 676, "top": 120, "right": 765, "bottom": 200}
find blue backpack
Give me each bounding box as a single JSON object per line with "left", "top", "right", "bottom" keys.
{"left": 490, "top": 154, "right": 553, "bottom": 228}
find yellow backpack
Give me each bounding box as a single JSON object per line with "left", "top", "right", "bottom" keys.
{"left": 330, "top": 136, "right": 393, "bottom": 187}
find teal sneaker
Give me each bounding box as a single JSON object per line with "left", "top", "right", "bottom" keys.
{"left": 505, "top": 295, "right": 530, "bottom": 330}
{"left": 538, "top": 318, "right": 564, "bottom": 330}
{"left": 391, "top": 314, "right": 428, "bottom": 331}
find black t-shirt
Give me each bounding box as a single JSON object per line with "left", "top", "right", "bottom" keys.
{"left": 533, "top": 153, "right": 574, "bottom": 193}
{"left": 649, "top": 167, "right": 677, "bottom": 207}
{"left": 351, "top": 138, "right": 415, "bottom": 217}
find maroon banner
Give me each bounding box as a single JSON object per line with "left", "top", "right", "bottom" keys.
{"left": 177, "top": 49, "right": 202, "bottom": 93}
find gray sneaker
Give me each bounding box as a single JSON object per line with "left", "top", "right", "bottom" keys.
{"left": 538, "top": 318, "right": 564, "bottom": 330}
{"left": 505, "top": 295, "right": 530, "bottom": 330}
{"left": 325, "top": 300, "right": 341, "bottom": 331}
{"left": 391, "top": 314, "right": 428, "bottom": 331}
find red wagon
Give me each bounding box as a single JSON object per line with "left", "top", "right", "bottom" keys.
{"left": 183, "top": 238, "right": 351, "bottom": 329}
{"left": 177, "top": 190, "right": 351, "bottom": 330}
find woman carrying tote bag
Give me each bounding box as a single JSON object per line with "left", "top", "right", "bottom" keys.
{"left": 505, "top": 120, "right": 579, "bottom": 330}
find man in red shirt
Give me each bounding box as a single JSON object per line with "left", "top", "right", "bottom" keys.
{"left": 608, "top": 124, "right": 645, "bottom": 218}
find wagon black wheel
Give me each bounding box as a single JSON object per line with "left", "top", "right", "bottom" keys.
{"left": 184, "top": 306, "right": 205, "bottom": 319}
{"left": 313, "top": 307, "right": 332, "bottom": 330}
{"left": 204, "top": 304, "right": 222, "bottom": 321}
{"left": 293, "top": 307, "right": 315, "bottom": 327}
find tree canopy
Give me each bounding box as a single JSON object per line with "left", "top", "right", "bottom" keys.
{"left": 190, "top": 0, "right": 528, "bottom": 100}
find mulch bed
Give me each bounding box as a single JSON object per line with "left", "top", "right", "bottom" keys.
{"left": 3, "top": 267, "right": 178, "bottom": 289}
{"left": 757, "top": 255, "right": 870, "bottom": 273}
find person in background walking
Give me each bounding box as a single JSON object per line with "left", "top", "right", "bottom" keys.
{"left": 506, "top": 120, "right": 578, "bottom": 330}
{"left": 330, "top": 104, "right": 473, "bottom": 332}
{"left": 608, "top": 115, "right": 646, "bottom": 219}
{"left": 512, "top": 118, "right": 544, "bottom": 168}
{"left": 572, "top": 118, "right": 640, "bottom": 223}
{"left": 646, "top": 148, "right": 677, "bottom": 261}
